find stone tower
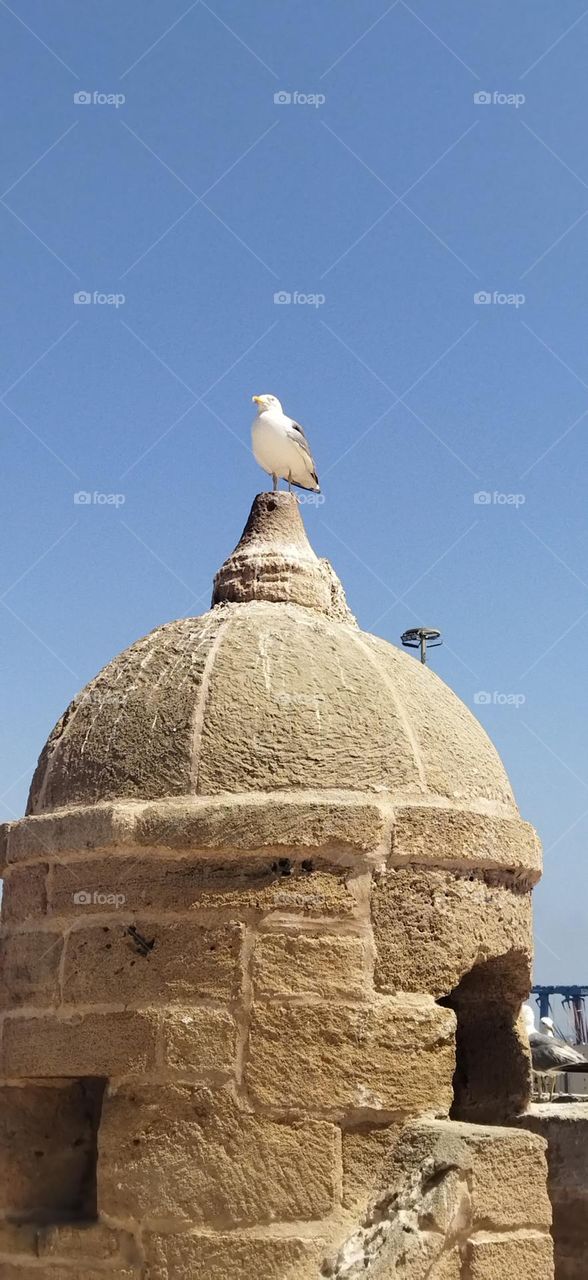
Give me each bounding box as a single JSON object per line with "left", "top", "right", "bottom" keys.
{"left": 0, "top": 493, "right": 554, "bottom": 1278}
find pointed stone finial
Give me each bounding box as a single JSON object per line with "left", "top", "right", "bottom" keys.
{"left": 211, "top": 492, "right": 355, "bottom": 623}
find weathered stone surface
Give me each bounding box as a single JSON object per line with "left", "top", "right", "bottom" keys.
{"left": 27, "top": 613, "right": 226, "bottom": 814}
{"left": 136, "top": 791, "right": 389, "bottom": 856}
{"left": 197, "top": 610, "right": 422, "bottom": 795}
{"left": 38, "top": 1222, "right": 137, "bottom": 1262}
{"left": 49, "top": 854, "right": 362, "bottom": 919}
{"left": 253, "top": 931, "right": 368, "bottom": 999}
{"left": 161, "top": 1007, "right": 235, "bottom": 1079}
{"left": 363, "top": 634, "right": 516, "bottom": 807}
{"left": 0, "top": 1221, "right": 37, "bottom": 1255}
{"left": 372, "top": 866, "right": 532, "bottom": 997}
{"left": 1, "top": 1010, "right": 158, "bottom": 1077}
{"left": 25, "top": 494, "right": 521, "bottom": 815}
{"left": 7, "top": 803, "right": 137, "bottom": 863}
{"left": 144, "top": 1231, "right": 328, "bottom": 1280}
{"left": 429, "top": 1249, "right": 462, "bottom": 1279}
{"left": 99, "top": 1085, "right": 337, "bottom": 1227}
{"left": 0, "top": 929, "right": 63, "bottom": 1008}
{"left": 467, "top": 1127, "right": 551, "bottom": 1229}
{"left": 0, "top": 820, "right": 9, "bottom": 873}
{"left": 391, "top": 805, "right": 541, "bottom": 876}
{"left": 211, "top": 490, "right": 343, "bottom": 616}
{"left": 465, "top": 1233, "right": 554, "bottom": 1279}
{"left": 1, "top": 864, "right": 47, "bottom": 923}
{"left": 246, "top": 997, "right": 455, "bottom": 1114}
{"left": 62, "top": 921, "right": 243, "bottom": 1004}
{"left": 342, "top": 1123, "right": 400, "bottom": 1211}
{"left": 0, "top": 1081, "right": 101, "bottom": 1219}
{"left": 0, "top": 1268, "right": 137, "bottom": 1280}
{"left": 518, "top": 1104, "right": 588, "bottom": 1279}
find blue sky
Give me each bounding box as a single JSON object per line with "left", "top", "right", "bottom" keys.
{"left": 1, "top": 1, "right": 587, "bottom": 982}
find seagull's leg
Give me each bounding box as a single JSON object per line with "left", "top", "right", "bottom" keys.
{"left": 272, "top": 473, "right": 278, "bottom": 492}
{"left": 288, "top": 471, "right": 292, "bottom": 493}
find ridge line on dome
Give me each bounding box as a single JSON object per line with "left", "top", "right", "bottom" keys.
{"left": 189, "top": 614, "right": 231, "bottom": 795}
{"left": 352, "top": 631, "right": 429, "bottom": 793}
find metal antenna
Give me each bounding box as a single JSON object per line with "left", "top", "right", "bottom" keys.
{"left": 401, "top": 626, "right": 443, "bottom": 665}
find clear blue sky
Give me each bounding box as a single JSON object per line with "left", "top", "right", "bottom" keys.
{"left": 1, "top": 1, "right": 587, "bottom": 983}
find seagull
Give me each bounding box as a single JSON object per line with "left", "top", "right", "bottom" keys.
{"left": 251, "top": 394, "right": 320, "bottom": 494}
{"left": 522, "top": 1004, "right": 587, "bottom": 1098}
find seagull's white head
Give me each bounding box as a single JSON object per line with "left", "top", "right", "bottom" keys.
{"left": 252, "top": 393, "right": 283, "bottom": 414}
{"left": 540, "top": 1016, "right": 555, "bottom": 1034}
{"left": 522, "top": 1003, "right": 536, "bottom": 1035}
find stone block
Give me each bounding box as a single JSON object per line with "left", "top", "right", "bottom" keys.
{"left": 467, "top": 1127, "right": 551, "bottom": 1229}
{"left": 1, "top": 864, "right": 47, "bottom": 925}
{"left": 136, "top": 791, "right": 390, "bottom": 856}
{"left": 0, "top": 1081, "right": 101, "bottom": 1220}
{"left": 0, "top": 929, "right": 63, "bottom": 1009}
{"left": 372, "top": 866, "right": 532, "bottom": 998}
{"left": 49, "top": 854, "right": 363, "bottom": 919}
{"left": 161, "top": 1007, "right": 236, "bottom": 1079}
{"left": 391, "top": 805, "right": 542, "bottom": 877}
{"left": 342, "top": 1123, "right": 400, "bottom": 1211}
{"left": 519, "top": 1102, "right": 588, "bottom": 1192}
{"left": 465, "top": 1233, "right": 554, "bottom": 1279}
{"left": 99, "top": 1084, "right": 337, "bottom": 1227}
{"left": 253, "top": 931, "right": 368, "bottom": 999}
{"left": 62, "top": 921, "right": 243, "bottom": 1005}
{"left": 144, "top": 1232, "right": 328, "bottom": 1279}
{"left": 246, "top": 997, "right": 455, "bottom": 1115}
{"left": 6, "top": 803, "right": 137, "bottom": 864}
{"left": 1, "top": 1010, "right": 158, "bottom": 1077}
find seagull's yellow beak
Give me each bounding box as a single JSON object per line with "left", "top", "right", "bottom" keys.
{"left": 252, "top": 395, "right": 262, "bottom": 405}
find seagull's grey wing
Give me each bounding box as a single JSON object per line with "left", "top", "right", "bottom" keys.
{"left": 286, "top": 420, "right": 314, "bottom": 460}
{"left": 530, "top": 1032, "right": 587, "bottom": 1072}
{"left": 285, "top": 419, "right": 320, "bottom": 487}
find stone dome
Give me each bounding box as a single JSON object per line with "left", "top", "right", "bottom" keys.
{"left": 27, "top": 492, "right": 516, "bottom": 816}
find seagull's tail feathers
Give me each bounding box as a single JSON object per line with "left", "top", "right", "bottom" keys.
{"left": 292, "top": 471, "right": 320, "bottom": 493}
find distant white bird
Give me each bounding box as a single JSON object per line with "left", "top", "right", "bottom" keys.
{"left": 251, "top": 394, "right": 320, "bottom": 494}
{"left": 522, "top": 1003, "right": 587, "bottom": 1098}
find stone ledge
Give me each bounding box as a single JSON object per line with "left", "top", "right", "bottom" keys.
{"left": 4, "top": 795, "right": 540, "bottom": 881}
{"left": 5, "top": 792, "right": 392, "bottom": 865}
{"left": 391, "top": 806, "right": 542, "bottom": 880}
